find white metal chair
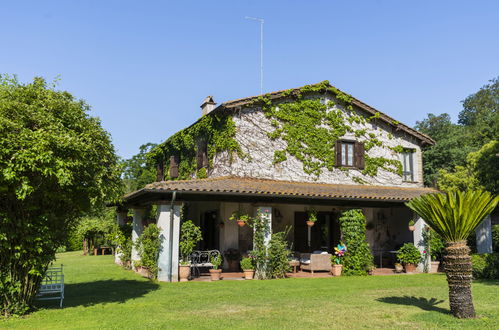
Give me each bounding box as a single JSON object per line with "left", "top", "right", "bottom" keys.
{"left": 35, "top": 264, "right": 64, "bottom": 308}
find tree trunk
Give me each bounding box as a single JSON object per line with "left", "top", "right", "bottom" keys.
{"left": 444, "top": 240, "right": 475, "bottom": 318}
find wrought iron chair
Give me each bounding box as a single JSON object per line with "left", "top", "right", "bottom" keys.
{"left": 189, "top": 250, "right": 221, "bottom": 277}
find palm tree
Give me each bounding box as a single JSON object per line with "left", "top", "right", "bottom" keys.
{"left": 406, "top": 190, "right": 498, "bottom": 318}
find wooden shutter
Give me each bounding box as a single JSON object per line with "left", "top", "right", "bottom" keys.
{"left": 169, "top": 155, "right": 179, "bottom": 179}
{"left": 335, "top": 141, "right": 342, "bottom": 167}
{"left": 197, "top": 140, "right": 208, "bottom": 169}
{"left": 354, "top": 142, "right": 365, "bottom": 169}
{"left": 156, "top": 162, "right": 164, "bottom": 181}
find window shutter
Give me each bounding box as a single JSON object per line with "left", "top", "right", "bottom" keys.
{"left": 156, "top": 162, "right": 164, "bottom": 181}
{"left": 335, "top": 140, "right": 342, "bottom": 167}
{"left": 197, "top": 140, "right": 208, "bottom": 169}
{"left": 354, "top": 142, "right": 365, "bottom": 169}
{"left": 169, "top": 155, "right": 179, "bottom": 179}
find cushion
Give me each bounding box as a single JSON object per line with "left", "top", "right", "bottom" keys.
{"left": 300, "top": 258, "right": 311, "bottom": 265}
{"left": 313, "top": 250, "right": 328, "bottom": 255}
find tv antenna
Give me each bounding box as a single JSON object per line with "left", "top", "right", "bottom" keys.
{"left": 245, "top": 16, "right": 264, "bottom": 95}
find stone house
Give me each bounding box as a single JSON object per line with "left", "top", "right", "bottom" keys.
{"left": 118, "top": 81, "right": 439, "bottom": 281}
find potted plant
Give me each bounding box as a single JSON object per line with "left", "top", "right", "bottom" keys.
{"left": 307, "top": 208, "right": 317, "bottom": 227}
{"left": 240, "top": 256, "right": 254, "bottom": 280}
{"left": 394, "top": 263, "right": 404, "bottom": 273}
{"left": 224, "top": 248, "right": 241, "bottom": 271}
{"left": 396, "top": 243, "right": 421, "bottom": 273}
{"left": 408, "top": 219, "right": 416, "bottom": 231}
{"left": 209, "top": 254, "right": 222, "bottom": 281}
{"left": 331, "top": 243, "right": 346, "bottom": 276}
{"left": 428, "top": 228, "right": 444, "bottom": 273}
{"left": 229, "top": 211, "right": 252, "bottom": 227}
{"left": 179, "top": 220, "right": 203, "bottom": 282}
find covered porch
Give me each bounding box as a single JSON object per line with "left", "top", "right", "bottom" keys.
{"left": 118, "top": 176, "right": 436, "bottom": 281}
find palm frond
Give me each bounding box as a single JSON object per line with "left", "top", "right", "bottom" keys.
{"left": 406, "top": 190, "right": 499, "bottom": 242}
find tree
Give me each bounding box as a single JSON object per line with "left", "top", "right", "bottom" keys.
{"left": 438, "top": 140, "right": 499, "bottom": 194}
{"left": 406, "top": 190, "right": 498, "bottom": 318}
{"left": 0, "top": 76, "right": 121, "bottom": 316}
{"left": 458, "top": 77, "right": 498, "bottom": 148}
{"left": 415, "top": 114, "right": 471, "bottom": 186}
{"left": 122, "top": 143, "right": 157, "bottom": 193}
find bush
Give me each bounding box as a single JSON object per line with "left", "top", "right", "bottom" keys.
{"left": 240, "top": 257, "right": 254, "bottom": 270}
{"left": 179, "top": 220, "right": 202, "bottom": 265}
{"left": 493, "top": 225, "right": 499, "bottom": 253}
{"left": 338, "top": 209, "right": 373, "bottom": 275}
{"left": 107, "top": 222, "right": 133, "bottom": 268}
{"left": 397, "top": 243, "right": 422, "bottom": 265}
{"left": 471, "top": 253, "right": 499, "bottom": 279}
{"left": 428, "top": 229, "right": 445, "bottom": 261}
{"left": 135, "top": 224, "right": 161, "bottom": 279}
{"left": 267, "top": 230, "right": 291, "bottom": 279}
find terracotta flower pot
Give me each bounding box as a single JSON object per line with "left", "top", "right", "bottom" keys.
{"left": 237, "top": 220, "right": 246, "bottom": 227}
{"left": 404, "top": 263, "right": 416, "bottom": 273}
{"left": 243, "top": 270, "right": 254, "bottom": 280}
{"left": 179, "top": 265, "right": 190, "bottom": 282}
{"left": 408, "top": 225, "right": 415, "bottom": 231}
{"left": 306, "top": 221, "right": 315, "bottom": 227}
{"left": 430, "top": 261, "right": 440, "bottom": 273}
{"left": 331, "top": 264, "right": 342, "bottom": 276}
{"left": 209, "top": 268, "right": 222, "bottom": 281}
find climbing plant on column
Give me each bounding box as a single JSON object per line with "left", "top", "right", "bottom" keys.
{"left": 0, "top": 76, "right": 121, "bottom": 316}
{"left": 338, "top": 209, "right": 374, "bottom": 275}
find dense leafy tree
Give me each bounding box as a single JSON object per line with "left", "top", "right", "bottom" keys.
{"left": 415, "top": 114, "right": 471, "bottom": 186}
{"left": 406, "top": 190, "right": 498, "bottom": 318}
{"left": 0, "top": 76, "right": 121, "bottom": 316}
{"left": 458, "top": 77, "right": 498, "bottom": 147}
{"left": 122, "top": 143, "right": 157, "bottom": 193}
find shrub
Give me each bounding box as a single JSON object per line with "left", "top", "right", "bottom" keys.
{"left": 240, "top": 257, "right": 254, "bottom": 270}
{"left": 428, "top": 228, "right": 445, "bottom": 261}
{"left": 268, "top": 230, "right": 291, "bottom": 279}
{"left": 211, "top": 255, "right": 222, "bottom": 270}
{"left": 179, "top": 220, "right": 202, "bottom": 265}
{"left": 493, "top": 225, "right": 499, "bottom": 253}
{"left": 135, "top": 224, "right": 161, "bottom": 279}
{"left": 397, "top": 243, "right": 422, "bottom": 265}
{"left": 107, "top": 222, "right": 133, "bottom": 268}
{"left": 471, "top": 253, "right": 499, "bottom": 279}
{"left": 338, "top": 209, "right": 373, "bottom": 275}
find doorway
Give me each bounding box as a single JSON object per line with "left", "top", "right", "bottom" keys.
{"left": 200, "top": 210, "right": 219, "bottom": 250}
{"left": 293, "top": 211, "right": 340, "bottom": 252}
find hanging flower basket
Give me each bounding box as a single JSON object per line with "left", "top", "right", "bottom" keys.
{"left": 237, "top": 220, "right": 246, "bottom": 227}
{"left": 306, "top": 221, "right": 315, "bottom": 227}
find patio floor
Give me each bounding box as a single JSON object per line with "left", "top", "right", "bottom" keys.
{"left": 191, "top": 268, "right": 413, "bottom": 281}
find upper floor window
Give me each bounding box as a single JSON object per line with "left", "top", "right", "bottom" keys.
{"left": 197, "top": 140, "right": 208, "bottom": 170}
{"left": 401, "top": 150, "right": 415, "bottom": 182}
{"left": 336, "top": 140, "right": 364, "bottom": 169}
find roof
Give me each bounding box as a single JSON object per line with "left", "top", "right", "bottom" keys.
{"left": 122, "top": 176, "right": 437, "bottom": 205}
{"left": 214, "top": 81, "right": 435, "bottom": 145}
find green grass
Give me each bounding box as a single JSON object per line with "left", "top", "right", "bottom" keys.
{"left": 2, "top": 251, "right": 498, "bottom": 329}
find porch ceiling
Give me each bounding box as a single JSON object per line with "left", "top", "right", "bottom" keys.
{"left": 119, "top": 176, "right": 437, "bottom": 208}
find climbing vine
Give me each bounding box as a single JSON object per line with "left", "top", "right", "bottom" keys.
{"left": 148, "top": 112, "right": 242, "bottom": 180}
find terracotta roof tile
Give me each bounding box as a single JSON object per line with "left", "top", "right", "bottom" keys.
{"left": 124, "top": 176, "right": 437, "bottom": 202}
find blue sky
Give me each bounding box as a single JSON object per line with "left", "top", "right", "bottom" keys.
{"left": 2, "top": 1, "right": 498, "bottom": 159}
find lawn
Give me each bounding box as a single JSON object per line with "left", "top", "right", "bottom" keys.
{"left": 2, "top": 251, "right": 498, "bottom": 329}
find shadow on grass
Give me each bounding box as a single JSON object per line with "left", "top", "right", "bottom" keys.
{"left": 473, "top": 279, "right": 499, "bottom": 286}
{"left": 377, "top": 296, "right": 450, "bottom": 314}
{"left": 37, "top": 280, "right": 159, "bottom": 309}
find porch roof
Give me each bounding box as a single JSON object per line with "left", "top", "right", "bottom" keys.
{"left": 121, "top": 176, "right": 437, "bottom": 207}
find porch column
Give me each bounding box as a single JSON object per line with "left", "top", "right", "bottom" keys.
{"left": 131, "top": 208, "right": 147, "bottom": 269}
{"left": 255, "top": 206, "right": 272, "bottom": 247}
{"left": 157, "top": 203, "right": 181, "bottom": 282}
{"left": 476, "top": 215, "right": 492, "bottom": 254}
{"left": 413, "top": 216, "right": 430, "bottom": 272}
{"left": 115, "top": 210, "right": 128, "bottom": 265}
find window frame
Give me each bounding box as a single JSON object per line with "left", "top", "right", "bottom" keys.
{"left": 400, "top": 149, "right": 415, "bottom": 182}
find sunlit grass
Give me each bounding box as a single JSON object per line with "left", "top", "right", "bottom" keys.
{"left": 2, "top": 251, "right": 498, "bottom": 329}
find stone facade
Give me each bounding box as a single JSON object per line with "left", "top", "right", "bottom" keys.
{"left": 210, "top": 96, "right": 424, "bottom": 187}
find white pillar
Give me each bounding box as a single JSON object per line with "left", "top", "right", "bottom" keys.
{"left": 255, "top": 206, "right": 272, "bottom": 247}
{"left": 413, "top": 216, "right": 430, "bottom": 272}
{"left": 157, "top": 204, "right": 181, "bottom": 282}
{"left": 131, "top": 208, "right": 146, "bottom": 268}
{"left": 114, "top": 210, "right": 128, "bottom": 265}
{"left": 476, "top": 215, "right": 493, "bottom": 254}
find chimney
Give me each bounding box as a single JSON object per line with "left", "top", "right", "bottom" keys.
{"left": 200, "top": 96, "right": 216, "bottom": 116}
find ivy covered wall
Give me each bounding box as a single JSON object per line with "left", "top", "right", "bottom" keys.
{"left": 150, "top": 81, "right": 424, "bottom": 187}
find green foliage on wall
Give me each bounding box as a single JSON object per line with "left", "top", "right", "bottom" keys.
{"left": 338, "top": 209, "right": 374, "bottom": 275}
{"left": 148, "top": 112, "right": 241, "bottom": 180}
{"left": 252, "top": 81, "right": 403, "bottom": 179}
